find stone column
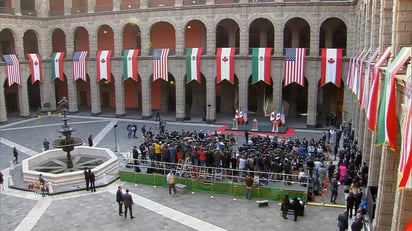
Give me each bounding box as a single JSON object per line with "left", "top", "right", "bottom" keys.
{"left": 140, "top": 0, "right": 148, "bottom": 9}
{"left": 66, "top": 61, "right": 78, "bottom": 113}
{"left": 237, "top": 61, "right": 248, "bottom": 112}
{"left": 175, "top": 0, "right": 183, "bottom": 7}
{"left": 272, "top": 61, "right": 282, "bottom": 111}
{"left": 357, "top": 111, "right": 365, "bottom": 151}
{"left": 175, "top": 27, "right": 184, "bottom": 56}
{"left": 373, "top": 146, "right": 399, "bottom": 231}
{"left": 140, "top": 25, "right": 150, "bottom": 56}
{"left": 273, "top": 24, "right": 283, "bottom": 57}
{"left": 206, "top": 26, "right": 216, "bottom": 56}
{"left": 309, "top": 26, "right": 319, "bottom": 57}
{"left": 141, "top": 65, "right": 152, "bottom": 119}
{"left": 89, "top": 62, "right": 101, "bottom": 115}
{"left": 0, "top": 66, "right": 7, "bottom": 122}
{"left": 19, "top": 68, "right": 30, "bottom": 117}
{"left": 88, "top": 0, "right": 95, "bottom": 13}
{"left": 113, "top": 61, "right": 125, "bottom": 116}
{"left": 12, "top": 0, "right": 21, "bottom": 15}
{"left": 361, "top": 126, "right": 372, "bottom": 167}
{"left": 306, "top": 79, "right": 317, "bottom": 128}
{"left": 392, "top": 189, "right": 412, "bottom": 231}
{"left": 113, "top": 0, "right": 120, "bottom": 11}
{"left": 35, "top": 0, "right": 49, "bottom": 17}
{"left": 64, "top": 0, "right": 72, "bottom": 15}
{"left": 238, "top": 22, "right": 248, "bottom": 56}
{"left": 175, "top": 68, "right": 185, "bottom": 121}
{"left": 206, "top": 62, "right": 216, "bottom": 122}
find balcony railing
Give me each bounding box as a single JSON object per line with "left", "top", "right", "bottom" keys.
{"left": 120, "top": 2, "right": 140, "bottom": 10}
{"left": 94, "top": 4, "right": 113, "bottom": 12}
{"left": 49, "top": 10, "right": 65, "bottom": 16}
{"left": 249, "top": 0, "right": 274, "bottom": 2}
{"left": 215, "top": 0, "right": 240, "bottom": 4}
{"left": 183, "top": 0, "right": 206, "bottom": 5}
{"left": 21, "top": 9, "right": 37, "bottom": 16}
{"left": 0, "top": 7, "right": 15, "bottom": 14}
{"left": 148, "top": 0, "right": 175, "bottom": 8}
{"left": 71, "top": 7, "right": 88, "bottom": 14}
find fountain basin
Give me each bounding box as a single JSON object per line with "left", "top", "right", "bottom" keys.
{"left": 22, "top": 146, "right": 119, "bottom": 186}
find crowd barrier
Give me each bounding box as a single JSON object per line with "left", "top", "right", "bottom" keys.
{"left": 119, "top": 159, "right": 309, "bottom": 202}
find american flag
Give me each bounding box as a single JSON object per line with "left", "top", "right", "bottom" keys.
{"left": 72, "top": 51, "right": 88, "bottom": 81}
{"left": 2, "top": 54, "right": 21, "bottom": 86}
{"left": 153, "top": 48, "right": 169, "bottom": 81}
{"left": 284, "top": 48, "right": 306, "bottom": 87}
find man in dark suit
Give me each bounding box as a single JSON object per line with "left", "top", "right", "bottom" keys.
{"left": 123, "top": 189, "right": 135, "bottom": 219}
{"left": 88, "top": 169, "right": 96, "bottom": 192}
{"left": 116, "top": 186, "right": 123, "bottom": 216}
{"left": 84, "top": 168, "right": 90, "bottom": 191}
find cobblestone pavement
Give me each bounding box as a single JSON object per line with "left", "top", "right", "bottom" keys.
{"left": 0, "top": 114, "right": 347, "bottom": 231}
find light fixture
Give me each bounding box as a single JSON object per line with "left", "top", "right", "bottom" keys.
{"left": 103, "top": 30, "right": 107, "bottom": 34}
{"left": 170, "top": 80, "right": 175, "bottom": 85}
{"left": 192, "top": 0, "right": 196, "bottom": 3}
{"left": 76, "top": 9, "right": 80, "bottom": 13}
{"left": 187, "top": 25, "right": 191, "bottom": 29}
{"left": 128, "top": 4, "right": 131, "bottom": 8}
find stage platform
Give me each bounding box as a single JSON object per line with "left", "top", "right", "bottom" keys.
{"left": 217, "top": 124, "right": 295, "bottom": 137}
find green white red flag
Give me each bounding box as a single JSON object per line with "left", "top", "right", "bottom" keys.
{"left": 361, "top": 48, "right": 379, "bottom": 111}
{"left": 51, "top": 52, "right": 64, "bottom": 80}
{"left": 27, "top": 53, "right": 43, "bottom": 83}
{"left": 186, "top": 48, "right": 203, "bottom": 83}
{"left": 252, "top": 48, "right": 272, "bottom": 85}
{"left": 367, "top": 47, "right": 391, "bottom": 131}
{"left": 123, "top": 49, "right": 139, "bottom": 81}
{"left": 216, "top": 48, "right": 235, "bottom": 84}
{"left": 398, "top": 98, "right": 412, "bottom": 188}
{"left": 376, "top": 47, "right": 411, "bottom": 150}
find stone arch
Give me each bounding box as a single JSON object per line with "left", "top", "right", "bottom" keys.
{"left": 122, "top": 23, "right": 142, "bottom": 50}
{"left": 151, "top": 74, "right": 176, "bottom": 112}
{"left": 248, "top": 18, "right": 275, "bottom": 53}
{"left": 0, "top": 28, "right": 17, "bottom": 54}
{"left": 23, "top": 29, "right": 40, "bottom": 57}
{"left": 54, "top": 75, "right": 68, "bottom": 107}
{"left": 216, "top": 19, "right": 240, "bottom": 49}
{"left": 319, "top": 17, "right": 348, "bottom": 56}
{"left": 184, "top": 20, "right": 207, "bottom": 50}
{"left": 247, "top": 76, "right": 273, "bottom": 115}
{"left": 96, "top": 24, "right": 115, "bottom": 51}
{"left": 124, "top": 74, "right": 142, "bottom": 111}
{"left": 185, "top": 73, "right": 207, "bottom": 119}
{"left": 3, "top": 79, "right": 19, "bottom": 113}
{"left": 73, "top": 26, "right": 90, "bottom": 51}
{"left": 26, "top": 75, "right": 41, "bottom": 110}
{"left": 283, "top": 18, "right": 311, "bottom": 53}
{"left": 99, "top": 73, "right": 115, "bottom": 108}
{"left": 317, "top": 79, "right": 345, "bottom": 126}
{"left": 150, "top": 22, "right": 176, "bottom": 50}
{"left": 282, "top": 78, "right": 309, "bottom": 117}
{"left": 215, "top": 75, "right": 239, "bottom": 114}
{"left": 51, "top": 28, "right": 67, "bottom": 53}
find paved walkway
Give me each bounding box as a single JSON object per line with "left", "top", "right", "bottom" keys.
{"left": 0, "top": 114, "right": 349, "bottom": 231}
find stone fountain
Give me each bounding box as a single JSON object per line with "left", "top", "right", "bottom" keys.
{"left": 21, "top": 98, "right": 120, "bottom": 187}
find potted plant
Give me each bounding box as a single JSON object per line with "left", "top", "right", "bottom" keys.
{"left": 43, "top": 102, "right": 51, "bottom": 116}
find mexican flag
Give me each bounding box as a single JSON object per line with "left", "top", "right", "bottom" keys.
{"left": 123, "top": 49, "right": 139, "bottom": 81}
{"left": 252, "top": 48, "right": 272, "bottom": 85}
{"left": 186, "top": 48, "right": 203, "bottom": 83}
{"left": 51, "top": 52, "right": 64, "bottom": 80}
{"left": 376, "top": 47, "right": 411, "bottom": 150}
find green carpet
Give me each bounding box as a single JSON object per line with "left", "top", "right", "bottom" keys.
{"left": 229, "top": 124, "right": 288, "bottom": 134}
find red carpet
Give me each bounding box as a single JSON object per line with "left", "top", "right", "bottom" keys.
{"left": 216, "top": 124, "right": 295, "bottom": 137}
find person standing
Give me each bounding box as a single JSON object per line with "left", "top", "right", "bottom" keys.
{"left": 281, "top": 195, "right": 291, "bottom": 219}
{"left": 116, "top": 186, "right": 124, "bottom": 216}
{"left": 43, "top": 138, "right": 50, "bottom": 151}
{"left": 330, "top": 176, "right": 339, "bottom": 203}
{"left": 123, "top": 189, "right": 135, "bottom": 219}
{"left": 0, "top": 171, "right": 4, "bottom": 190}
{"left": 167, "top": 170, "right": 176, "bottom": 195}
{"left": 88, "top": 169, "right": 96, "bottom": 192}
{"left": 84, "top": 168, "right": 90, "bottom": 191}
{"left": 88, "top": 134, "right": 93, "bottom": 147}
{"left": 244, "top": 130, "right": 249, "bottom": 143}
{"left": 346, "top": 192, "right": 355, "bottom": 218}
{"left": 337, "top": 209, "right": 349, "bottom": 231}
{"left": 245, "top": 174, "right": 253, "bottom": 200}
{"left": 292, "top": 197, "right": 301, "bottom": 221}
{"left": 13, "top": 147, "right": 18, "bottom": 164}
{"left": 351, "top": 216, "right": 363, "bottom": 231}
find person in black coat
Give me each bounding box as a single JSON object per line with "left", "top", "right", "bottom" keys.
{"left": 84, "top": 168, "right": 90, "bottom": 191}
{"left": 281, "top": 195, "right": 291, "bottom": 219}
{"left": 116, "top": 186, "right": 123, "bottom": 216}
{"left": 88, "top": 169, "right": 96, "bottom": 192}
{"left": 346, "top": 192, "right": 355, "bottom": 218}
{"left": 123, "top": 189, "right": 134, "bottom": 219}
{"left": 292, "top": 197, "right": 301, "bottom": 221}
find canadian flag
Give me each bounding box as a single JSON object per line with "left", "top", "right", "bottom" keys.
{"left": 321, "top": 48, "right": 342, "bottom": 87}
{"left": 96, "top": 50, "right": 112, "bottom": 82}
